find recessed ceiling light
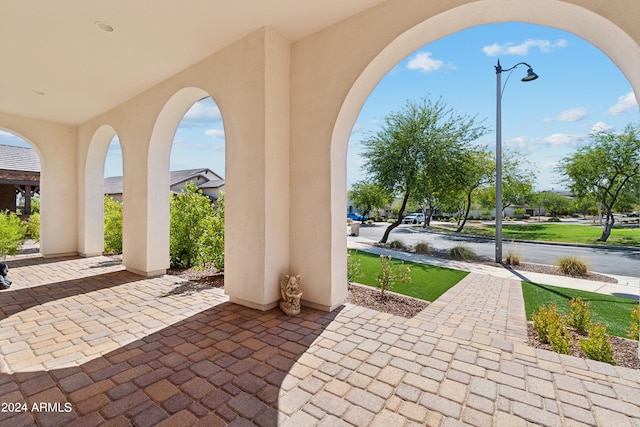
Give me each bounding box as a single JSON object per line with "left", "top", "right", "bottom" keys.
{"left": 31, "top": 90, "right": 45, "bottom": 96}
{"left": 95, "top": 21, "right": 114, "bottom": 33}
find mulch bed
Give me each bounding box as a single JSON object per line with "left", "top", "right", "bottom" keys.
{"left": 527, "top": 324, "right": 639, "bottom": 370}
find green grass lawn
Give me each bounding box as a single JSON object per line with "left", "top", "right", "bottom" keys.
{"left": 431, "top": 222, "right": 640, "bottom": 246}
{"left": 521, "top": 281, "right": 639, "bottom": 338}
{"left": 349, "top": 250, "right": 468, "bottom": 302}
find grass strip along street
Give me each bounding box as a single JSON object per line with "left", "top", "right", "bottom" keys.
{"left": 425, "top": 222, "right": 640, "bottom": 246}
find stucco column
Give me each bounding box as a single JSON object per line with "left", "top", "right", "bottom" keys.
{"left": 0, "top": 113, "right": 78, "bottom": 257}
{"left": 224, "top": 28, "right": 291, "bottom": 310}
{"left": 121, "top": 117, "right": 170, "bottom": 277}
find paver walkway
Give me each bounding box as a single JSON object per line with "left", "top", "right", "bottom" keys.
{"left": 0, "top": 255, "right": 639, "bottom": 426}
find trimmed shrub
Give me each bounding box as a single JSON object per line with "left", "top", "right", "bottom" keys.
{"left": 170, "top": 183, "right": 225, "bottom": 270}
{"left": 557, "top": 256, "right": 588, "bottom": 276}
{"left": 25, "top": 212, "right": 40, "bottom": 242}
{"left": 0, "top": 210, "right": 26, "bottom": 258}
{"left": 580, "top": 322, "right": 616, "bottom": 365}
{"left": 532, "top": 303, "right": 573, "bottom": 354}
{"left": 449, "top": 245, "right": 477, "bottom": 260}
{"left": 569, "top": 297, "right": 592, "bottom": 332}
{"left": 414, "top": 241, "right": 431, "bottom": 255}
{"left": 628, "top": 305, "right": 639, "bottom": 341}
{"left": 103, "top": 196, "right": 123, "bottom": 254}
{"left": 547, "top": 217, "right": 561, "bottom": 222}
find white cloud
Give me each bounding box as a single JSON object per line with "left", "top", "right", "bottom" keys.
{"left": 545, "top": 107, "right": 587, "bottom": 122}
{"left": 482, "top": 39, "right": 567, "bottom": 56}
{"left": 407, "top": 52, "right": 453, "bottom": 72}
{"left": 504, "top": 136, "right": 531, "bottom": 150}
{"left": 181, "top": 98, "right": 222, "bottom": 126}
{"left": 542, "top": 133, "right": 581, "bottom": 145}
{"left": 590, "top": 121, "right": 613, "bottom": 133}
{"left": 204, "top": 128, "right": 225, "bottom": 139}
{"left": 606, "top": 92, "right": 637, "bottom": 115}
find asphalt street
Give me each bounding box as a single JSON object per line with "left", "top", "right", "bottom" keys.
{"left": 355, "top": 223, "right": 640, "bottom": 278}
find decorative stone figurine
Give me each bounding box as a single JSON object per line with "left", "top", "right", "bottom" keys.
{"left": 279, "top": 274, "right": 303, "bottom": 316}
{"left": 0, "top": 262, "right": 11, "bottom": 290}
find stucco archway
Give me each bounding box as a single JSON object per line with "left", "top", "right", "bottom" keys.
{"left": 80, "top": 124, "right": 118, "bottom": 257}
{"left": 0, "top": 115, "right": 77, "bottom": 257}
{"left": 289, "top": 0, "right": 640, "bottom": 310}
{"left": 121, "top": 87, "right": 222, "bottom": 275}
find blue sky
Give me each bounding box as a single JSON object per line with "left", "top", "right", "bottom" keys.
{"left": 1, "top": 23, "right": 637, "bottom": 191}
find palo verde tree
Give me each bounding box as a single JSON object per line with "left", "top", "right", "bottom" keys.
{"left": 348, "top": 181, "right": 390, "bottom": 222}
{"left": 558, "top": 124, "right": 640, "bottom": 241}
{"left": 361, "top": 97, "right": 488, "bottom": 243}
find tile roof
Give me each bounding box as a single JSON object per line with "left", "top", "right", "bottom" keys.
{"left": 0, "top": 144, "right": 41, "bottom": 172}
{"left": 104, "top": 168, "right": 224, "bottom": 194}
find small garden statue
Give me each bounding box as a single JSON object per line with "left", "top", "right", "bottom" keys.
{"left": 0, "top": 263, "right": 11, "bottom": 290}
{"left": 279, "top": 274, "right": 303, "bottom": 316}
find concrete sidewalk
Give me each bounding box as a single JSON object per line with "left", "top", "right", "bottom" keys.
{"left": 0, "top": 254, "right": 638, "bottom": 426}
{"left": 348, "top": 235, "right": 640, "bottom": 301}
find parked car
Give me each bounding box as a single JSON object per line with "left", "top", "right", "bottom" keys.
{"left": 402, "top": 213, "right": 425, "bottom": 224}
{"left": 347, "top": 213, "right": 368, "bottom": 221}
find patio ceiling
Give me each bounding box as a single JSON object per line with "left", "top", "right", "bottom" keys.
{"left": 0, "top": 0, "right": 385, "bottom": 125}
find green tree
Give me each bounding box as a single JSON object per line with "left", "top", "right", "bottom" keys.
{"left": 558, "top": 124, "right": 640, "bottom": 241}
{"left": 477, "top": 150, "right": 537, "bottom": 217}
{"left": 361, "top": 97, "right": 488, "bottom": 243}
{"left": 0, "top": 210, "right": 26, "bottom": 258}
{"left": 451, "top": 147, "right": 494, "bottom": 232}
{"left": 533, "top": 191, "right": 573, "bottom": 217}
{"left": 103, "top": 196, "right": 123, "bottom": 254}
{"left": 348, "top": 181, "right": 390, "bottom": 222}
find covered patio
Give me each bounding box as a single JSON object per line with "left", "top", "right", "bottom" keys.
{"left": 1, "top": 1, "right": 639, "bottom": 312}
{"left": 1, "top": 254, "right": 638, "bottom": 425}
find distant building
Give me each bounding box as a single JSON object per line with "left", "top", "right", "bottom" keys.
{"left": 0, "top": 144, "right": 40, "bottom": 215}
{"left": 104, "top": 168, "right": 225, "bottom": 202}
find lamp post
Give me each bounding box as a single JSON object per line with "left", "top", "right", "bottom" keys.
{"left": 495, "top": 60, "right": 538, "bottom": 263}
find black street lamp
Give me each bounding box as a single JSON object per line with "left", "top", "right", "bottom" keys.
{"left": 495, "top": 60, "right": 538, "bottom": 263}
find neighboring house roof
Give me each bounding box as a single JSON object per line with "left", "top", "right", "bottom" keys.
{"left": 104, "top": 168, "right": 225, "bottom": 194}
{"left": 0, "top": 144, "right": 41, "bottom": 173}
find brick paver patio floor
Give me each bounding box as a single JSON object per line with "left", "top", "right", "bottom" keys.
{"left": 0, "top": 255, "right": 639, "bottom": 426}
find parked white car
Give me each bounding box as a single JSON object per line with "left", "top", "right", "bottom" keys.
{"left": 402, "top": 213, "right": 425, "bottom": 224}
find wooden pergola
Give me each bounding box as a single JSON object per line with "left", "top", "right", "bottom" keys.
{"left": 0, "top": 145, "right": 40, "bottom": 216}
